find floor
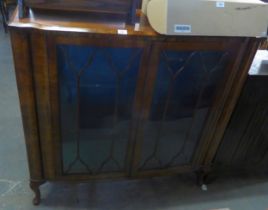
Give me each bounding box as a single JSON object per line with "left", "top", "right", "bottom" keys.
{"left": 1, "top": 26, "right": 268, "bottom": 210}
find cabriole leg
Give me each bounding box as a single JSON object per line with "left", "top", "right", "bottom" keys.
{"left": 30, "top": 180, "right": 45, "bottom": 205}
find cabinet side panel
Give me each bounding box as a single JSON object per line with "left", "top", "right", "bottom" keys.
{"left": 10, "top": 29, "right": 43, "bottom": 180}
{"left": 31, "top": 31, "right": 56, "bottom": 179}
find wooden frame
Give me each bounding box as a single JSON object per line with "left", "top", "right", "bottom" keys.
{"left": 132, "top": 38, "right": 248, "bottom": 177}
{"left": 46, "top": 33, "right": 151, "bottom": 180}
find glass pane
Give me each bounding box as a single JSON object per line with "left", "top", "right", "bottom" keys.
{"left": 57, "top": 44, "right": 142, "bottom": 175}
{"left": 140, "top": 50, "right": 229, "bottom": 170}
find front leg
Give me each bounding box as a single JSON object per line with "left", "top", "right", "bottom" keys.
{"left": 30, "top": 180, "right": 45, "bottom": 205}
{"left": 195, "top": 167, "right": 217, "bottom": 191}
{"left": 196, "top": 169, "right": 209, "bottom": 187}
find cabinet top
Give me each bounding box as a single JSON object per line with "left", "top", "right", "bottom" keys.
{"left": 9, "top": 8, "right": 157, "bottom": 37}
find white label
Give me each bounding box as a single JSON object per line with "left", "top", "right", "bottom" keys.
{"left": 134, "top": 23, "right": 140, "bottom": 31}
{"left": 117, "top": 29, "right": 128, "bottom": 35}
{"left": 216, "top": 1, "right": 225, "bottom": 8}
{"left": 174, "top": 25, "right": 192, "bottom": 33}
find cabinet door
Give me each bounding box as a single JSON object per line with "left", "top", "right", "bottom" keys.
{"left": 132, "top": 40, "right": 240, "bottom": 176}
{"left": 46, "top": 36, "right": 148, "bottom": 179}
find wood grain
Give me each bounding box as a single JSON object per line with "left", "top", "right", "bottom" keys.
{"left": 10, "top": 29, "right": 44, "bottom": 181}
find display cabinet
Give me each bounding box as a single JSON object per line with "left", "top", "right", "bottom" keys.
{"left": 9, "top": 7, "right": 261, "bottom": 205}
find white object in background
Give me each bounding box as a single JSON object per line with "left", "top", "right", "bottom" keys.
{"left": 249, "top": 50, "right": 268, "bottom": 75}
{"left": 134, "top": 23, "right": 141, "bottom": 31}
{"left": 145, "top": 0, "right": 268, "bottom": 37}
{"left": 201, "top": 184, "right": 208, "bottom": 191}
{"left": 117, "top": 29, "right": 128, "bottom": 35}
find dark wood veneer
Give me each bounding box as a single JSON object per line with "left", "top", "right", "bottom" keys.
{"left": 215, "top": 74, "right": 268, "bottom": 173}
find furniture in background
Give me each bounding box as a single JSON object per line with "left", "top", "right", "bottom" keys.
{"left": 9, "top": 1, "right": 263, "bottom": 206}
{"left": 215, "top": 50, "right": 268, "bottom": 173}
{"left": 0, "top": 0, "right": 8, "bottom": 32}
{"left": 20, "top": 0, "right": 140, "bottom": 24}
{"left": 0, "top": 0, "right": 16, "bottom": 32}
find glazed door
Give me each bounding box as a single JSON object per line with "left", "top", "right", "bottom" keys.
{"left": 47, "top": 35, "right": 148, "bottom": 179}
{"left": 39, "top": 35, "right": 246, "bottom": 180}
{"left": 132, "top": 40, "right": 240, "bottom": 176}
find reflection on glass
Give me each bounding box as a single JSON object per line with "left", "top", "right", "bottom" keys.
{"left": 140, "top": 50, "right": 229, "bottom": 170}
{"left": 57, "top": 45, "right": 142, "bottom": 175}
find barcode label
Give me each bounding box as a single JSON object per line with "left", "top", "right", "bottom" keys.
{"left": 216, "top": 1, "right": 225, "bottom": 8}
{"left": 174, "top": 25, "right": 192, "bottom": 33}
{"left": 134, "top": 23, "right": 140, "bottom": 31}
{"left": 117, "top": 29, "right": 128, "bottom": 35}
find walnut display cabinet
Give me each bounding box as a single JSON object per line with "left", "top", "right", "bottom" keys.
{"left": 9, "top": 7, "right": 262, "bottom": 205}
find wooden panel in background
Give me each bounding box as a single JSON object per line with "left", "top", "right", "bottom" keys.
{"left": 215, "top": 75, "right": 268, "bottom": 172}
